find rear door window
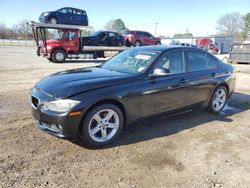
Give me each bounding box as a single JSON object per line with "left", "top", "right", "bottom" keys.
{"left": 206, "top": 54, "right": 218, "bottom": 68}
{"left": 187, "top": 51, "right": 207, "bottom": 72}
{"left": 67, "top": 8, "right": 73, "bottom": 14}
{"left": 144, "top": 32, "right": 153, "bottom": 38}
{"left": 75, "top": 10, "right": 82, "bottom": 15}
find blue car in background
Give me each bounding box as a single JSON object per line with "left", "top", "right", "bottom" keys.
{"left": 39, "top": 7, "right": 88, "bottom": 26}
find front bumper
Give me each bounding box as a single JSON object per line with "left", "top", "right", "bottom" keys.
{"left": 30, "top": 87, "right": 83, "bottom": 139}
{"left": 39, "top": 16, "right": 49, "bottom": 23}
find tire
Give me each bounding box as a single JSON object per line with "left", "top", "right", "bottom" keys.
{"left": 51, "top": 50, "right": 66, "bottom": 63}
{"left": 80, "top": 104, "right": 124, "bottom": 147}
{"left": 49, "top": 17, "right": 58, "bottom": 24}
{"left": 47, "top": 57, "right": 52, "bottom": 62}
{"left": 118, "top": 42, "right": 122, "bottom": 47}
{"left": 126, "top": 40, "right": 131, "bottom": 47}
{"left": 134, "top": 41, "right": 141, "bottom": 47}
{"left": 207, "top": 85, "right": 228, "bottom": 113}
{"left": 156, "top": 42, "right": 161, "bottom": 45}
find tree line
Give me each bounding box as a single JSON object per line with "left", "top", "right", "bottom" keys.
{"left": 0, "top": 12, "right": 249, "bottom": 42}
{"left": 216, "top": 12, "right": 250, "bottom": 42}
{"left": 0, "top": 20, "right": 33, "bottom": 40}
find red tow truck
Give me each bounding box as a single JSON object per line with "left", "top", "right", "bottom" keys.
{"left": 196, "top": 38, "right": 219, "bottom": 54}
{"left": 29, "top": 22, "right": 127, "bottom": 63}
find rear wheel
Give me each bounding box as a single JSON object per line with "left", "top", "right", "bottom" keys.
{"left": 49, "top": 17, "right": 58, "bottom": 24}
{"left": 134, "top": 41, "right": 141, "bottom": 47}
{"left": 80, "top": 104, "right": 124, "bottom": 147}
{"left": 51, "top": 50, "right": 66, "bottom": 63}
{"left": 207, "top": 86, "right": 228, "bottom": 113}
{"left": 156, "top": 41, "right": 161, "bottom": 45}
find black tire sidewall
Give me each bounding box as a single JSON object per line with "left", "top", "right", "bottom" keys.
{"left": 208, "top": 86, "right": 228, "bottom": 113}
{"left": 51, "top": 50, "right": 66, "bottom": 63}
{"left": 80, "top": 104, "right": 124, "bottom": 147}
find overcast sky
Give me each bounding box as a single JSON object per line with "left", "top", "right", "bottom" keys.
{"left": 0, "top": 0, "right": 249, "bottom": 37}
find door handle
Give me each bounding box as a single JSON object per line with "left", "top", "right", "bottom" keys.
{"left": 211, "top": 72, "right": 217, "bottom": 77}
{"left": 180, "top": 78, "right": 189, "bottom": 84}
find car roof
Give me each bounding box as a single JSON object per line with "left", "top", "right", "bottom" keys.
{"left": 60, "top": 7, "right": 85, "bottom": 11}
{"left": 132, "top": 45, "right": 203, "bottom": 53}
{"left": 95, "top": 31, "right": 119, "bottom": 34}
{"left": 129, "top": 30, "right": 149, "bottom": 33}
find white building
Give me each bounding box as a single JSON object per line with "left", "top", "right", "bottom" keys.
{"left": 161, "top": 35, "right": 234, "bottom": 53}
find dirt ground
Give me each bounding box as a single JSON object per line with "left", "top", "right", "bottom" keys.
{"left": 0, "top": 46, "right": 250, "bottom": 188}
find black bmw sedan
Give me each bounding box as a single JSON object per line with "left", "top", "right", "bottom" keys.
{"left": 30, "top": 46, "right": 236, "bottom": 147}
{"left": 81, "top": 31, "right": 125, "bottom": 47}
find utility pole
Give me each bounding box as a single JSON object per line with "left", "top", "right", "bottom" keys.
{"left": 155, "top": 22, "right": 158, "bottom": 37}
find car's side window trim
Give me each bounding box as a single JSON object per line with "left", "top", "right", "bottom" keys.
{"left": 205, "top": 53, "right": 218, "bottom": 69}
{"left": 185, "top": 50, "right": 217, "bottom": 73}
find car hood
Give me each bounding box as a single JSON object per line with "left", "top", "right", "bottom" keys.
{"left": 36, "top": 67, "right": 134, "bottom": 98}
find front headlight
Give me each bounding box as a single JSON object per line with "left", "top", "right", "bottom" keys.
{"left": 43, "top": 99, "right": 80, "bottom": 112}
{"left": 46, "top": 45, "right": 52, "bottom": 50}
{"left": 43, "top": 12, "right": 49, "bottom": 16}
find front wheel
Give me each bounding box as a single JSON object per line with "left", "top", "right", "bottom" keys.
{"left": 51, "top": 50, "right": 66, "bottom": 63}
{"left": 207, "top": 86, "right": 228, "bottom": 113}
{"left": 49, "top": 17, "right": 58, "bottom": 24}
{"left": 80, "top": 104, "right": 124, "bottom": 147}
{"left": 156, "top": 42, "right": 161, "bottom": 45}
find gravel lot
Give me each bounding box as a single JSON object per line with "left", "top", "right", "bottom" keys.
{"left": 0, "top": 46, "right": 250, "bottom": 188}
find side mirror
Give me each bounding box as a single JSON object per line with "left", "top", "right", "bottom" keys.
{"left": 150, "top": 68, "right": 170, "bottom": 77}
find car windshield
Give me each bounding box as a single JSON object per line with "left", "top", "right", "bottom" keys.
{"left": 170, "top": 42, "right": 180, "bottom": 45}
{"left": 89, "top": 31, "right": 102, "bottom": 37}
{"left": 124, "top": 31, "right": 132, "bottom": 35}
{"left": 102, "top": 49, "right": 159, "bottom": 74}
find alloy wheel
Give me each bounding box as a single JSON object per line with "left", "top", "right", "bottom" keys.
{"left": 88, "top": 109, "right": 120, "bottom": 142}
{"left": 49, "top": 18, "right": 57, "bottom": 24}
{"left": 212, "top": 88, "right": 226, "bottom": 111}
{"left": 55, "top": 52, "right": 64, "bottom": 61}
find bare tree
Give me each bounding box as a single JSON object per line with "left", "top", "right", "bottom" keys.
{"left": 216, "top": 12, "right": 243, "bottom": 35}
{"left": 104, "top": 19, "right": 114, "bottom": 31}
{"left": 14, "top": 19, "right": 33, "bottom": 39}
{"left": 0, "top": 23, "right": 8, "bottom": 39}
{"left": 0, "top": 23, "right": 17, "bottom": 39}
{"left": 104, "top": 19, "right": 128, "bottom": 34}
